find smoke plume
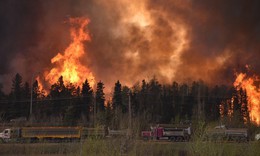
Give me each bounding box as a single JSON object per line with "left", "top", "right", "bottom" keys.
{"left": 0, "top": 0, "right": 260, "bottom": 92}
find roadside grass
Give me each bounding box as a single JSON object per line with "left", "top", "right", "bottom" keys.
{"left": 0, "top": 138, "right": 259, "bottom": 156}
{"left": 188, "top": 140, "right": 260, "bottom": 156}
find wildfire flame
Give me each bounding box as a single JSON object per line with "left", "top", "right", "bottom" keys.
{"left": 45, "top": 17, "right": 95, "bottom": 88}
{"left": 234, "top": 73, "right": 260, "bottom": 125}
{"left": 36, "top": 76, "right": 46, "bottom": 96}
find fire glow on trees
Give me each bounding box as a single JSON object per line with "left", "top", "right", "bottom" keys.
{"left": 45, "top": 17, "right": 95, "bottom": 88}
{"left": 233, "top": 72, "right": 260, "bottom": 125}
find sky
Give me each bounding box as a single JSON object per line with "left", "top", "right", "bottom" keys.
{"left": 0, "top": 0, "right": 260, "bottom": 92}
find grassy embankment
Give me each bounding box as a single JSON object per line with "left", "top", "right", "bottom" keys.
{"left": 0, "top": 138, "right": 259, "bottom": 156}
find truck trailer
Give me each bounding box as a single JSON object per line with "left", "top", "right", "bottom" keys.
{"left": 0, "top": 127, "right": 81, "bottom": 143}
{"left": 205, "top": 125, "right": 248, "bottom": 142}
{"left": 142, "top": 124, "right": 191, "bottom": 142}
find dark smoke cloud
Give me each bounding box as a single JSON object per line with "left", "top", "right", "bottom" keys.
{"left": 0, "top": 0, "right": 260, "bottom": 93}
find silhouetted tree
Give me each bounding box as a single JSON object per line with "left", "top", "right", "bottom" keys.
{"left": 105, "top": 101, "right": 113, "bottom": 129}
{"left": 96, "top": 81, "right": 105, "bottom": 113}
{"left": 0, "top": 83, "right": 6, "bottom": 120}
{"left": 10, "top": 73, "right": 23, "bottom": 118}
{"left": 171, "top": 81, "right": 180, "bottom": 123}
{"left": 206, "top": 85, "right": 221, "bottom": 121}
{"left": 121, "top": 86, "right": 130, "bottom": 113}
{"left": 63, "top": 83, "right": 79, "bottom": 125}
{"left": 112, "top": 80, "right": 122, "bottom": 111}
{"left": 147, "top": 77, "right": 162, "bottom": 122}
{"left": 139, "top": 80, "right": 148, "bottom": 113}
{"left": 179, "top": 83, "right": 189, "bottom": 121}
{"left": 112, "top": 80, "right": 123, "bottom": 129}
{"left": 81, "top": 79, "right": 93, "bottom": 122}
{"left": 32, "top": 80, "right": 44, "bottom": 120}
{"left": 161, "top": 85, "right": 173, "bottom": 123}
{"left": 131, "top": 82, "right": 141, "bottom": 117}
{"left": 240, "top": 89, "right": 250, "bottom": 124}
{"left": 22, "top": 82, "right": 30, "bottom": 117}
{"left": 32, "top": 80, "right": 41, "bottom": 99}
{"left": 49, "top": 76, "right": 71, "bottom": 118}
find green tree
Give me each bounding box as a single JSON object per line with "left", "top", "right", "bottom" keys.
{"left": 147, "top": 77, "right": 162, "bottom": 122}
{"left": 179, "top": 83, "right": 189, "bottom": 121}
{"left": 112, "top": 80, "right": 123, "bottom": 129}
{"left": 0, "top": 83, "right": 6, "bottom": 120}
{"left": 22, "top": 82, "right": 30, "bottom": 117}
{"left": 49, "top": 76, "right": 71, "bottom": 119}
{"left": 171, "top": 81, "right": 180, "bottom": 123}
{"left": 0, "top": 83, "right": 4, "bottom": 99}
{"left": 131, "top": 82, "right": 141, "bottom": 117}
{"left": 32, "top": 80, "right": 41, "bottom": 99}
{"left": 63, "top": 83, "right": 78, "bottom": 125}
{"left": 81, "top": 79, "right": 93, "bottom": 122}
{"left": 206, "top": 85, "right": 221, "bottom": 121}
{"left": 31, "top": 80, "right": 43, "bottom": 120}
{"left": 112, "top": 80, "right": 122, "bottom": 111}
{"left": 96, "top": 81, "right": 105, "bottom": 112}
{"left": 10, "top": 73, "right": 23, "bottom": 118}
{"left": 161, "top": 85, "right": 173, "bottom": 123}
{"left": 139, "top": 80, "right": 148, "bottom": 113}
{"left": 121, "top": 86, "right": 130, "bottom": 114}
{"left": 104, "top": 100, "right": 113, "bottom": 130}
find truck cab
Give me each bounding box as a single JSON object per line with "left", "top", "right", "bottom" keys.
{"left": 255, "top": 133, "right": 260, "bottom": 141}
{"left": 0, "top": 129, "right": 12, "bottom": 142}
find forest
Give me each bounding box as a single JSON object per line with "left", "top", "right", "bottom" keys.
{"left": 0, "top": 73, "right": 253, "bottom": 129}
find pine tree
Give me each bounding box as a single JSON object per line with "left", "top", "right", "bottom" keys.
{"left": 161, "top": 85, "right": 173, "bottom": 123}
{"left": 131, "top": 82, "right": 141, "bottom": 117}
{"left": 147, "top": 77, "right": 162, "bottom": 122}
{"left": 81, "top": 79, "right": 93, "bottom": 122}
{"left": 105, "top": 101, "right": 113, "bottom": 128}
{"left": 32, "top": 80, "right": 41, "bottom": 99}
{"left": 112, "top": 80, "right": 122, "bottom": 111}
{"left": 0, "top": 83, "right": 6, "bottom": 119}
{"left": 22, "top": 82, "right": 30, "bottom": 117}
{"left": 207, "top": 85, "right": 221, "bottom": 121}
{"left": 96, "top": 81, "right": 105, "bottom": 113}
{"left": 140, "top": 80, "right": 148, "bottom": 113}
{"left": 121, "top": 86, "right": 130, "bottom": 113}
{"left": 112, "top": 80, "right": 123, "bottom": 129}
{"left": 31, "top": 80, "right": 43, "bottom": 120}
{"left": 171, "top": 81, "right": 180, "bottom": 123}
{"left": 179, "top": 83, "right": 189, "bottom": 121}
{"left": 0, "top": 83, "right": 4, "bottom": 100}
{"left": 49, "top": 76, "right": 70, "bottom": 118}
{"left": 63, "top": 83, "right": 78, "bottom": 125}
{"left": 10, "top": 73, "right": 23, "bottom": 118}
{"left": 240, "top": 89, "right": 250, "bottom": 124}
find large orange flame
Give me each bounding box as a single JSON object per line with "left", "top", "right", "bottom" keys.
{"left": 45, "top": 17, "right": 95, "bottom": 88}
{"left": 234, "top": 73, "right": 260, "bottom": 125}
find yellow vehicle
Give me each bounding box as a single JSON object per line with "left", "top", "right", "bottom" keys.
{"left": 0, "top": 127, "right": 81, "bottom": 143}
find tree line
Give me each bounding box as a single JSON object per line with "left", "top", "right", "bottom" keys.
{"left": 0, "top": 73, "right": 253, "bottom": 128}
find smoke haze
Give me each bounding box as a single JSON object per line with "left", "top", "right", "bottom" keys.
{"left": 0, "top": 0, "right": 260, "bottom": 92}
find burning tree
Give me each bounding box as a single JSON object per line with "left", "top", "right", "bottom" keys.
{"left": 233, "top": 73, "right": 260, "bottom": 125}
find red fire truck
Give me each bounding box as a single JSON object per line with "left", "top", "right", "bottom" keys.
{"left": 142, "top": 124, "right": 191, "bottom": 142}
